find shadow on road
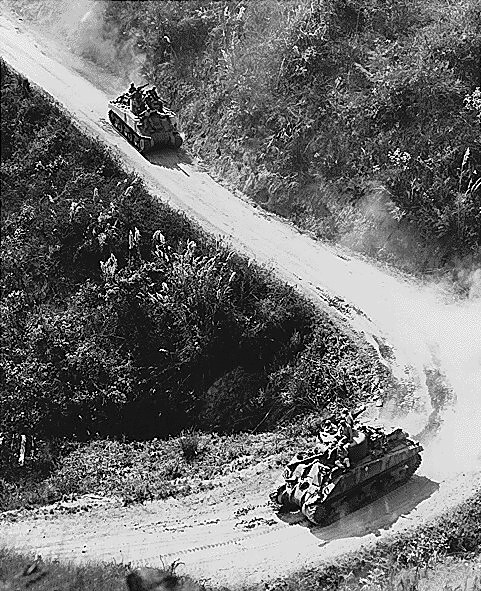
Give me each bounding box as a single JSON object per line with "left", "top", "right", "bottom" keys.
{"left": 277, "top": 475, "right": 439, "bottom": 542}
{"left": 97, "top": 117, "right": 194, "bottom": 175}
{"left": 147, "top": 147, "right": 193, "bottom": 176}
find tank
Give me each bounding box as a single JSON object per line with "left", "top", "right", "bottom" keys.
{"left": 270, "top": 420, "right": 423, "bottom": 525}
{"left": 108, "top": 83, "right": 183, "bottom": 153}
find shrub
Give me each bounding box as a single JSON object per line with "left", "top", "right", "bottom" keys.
{"left": 1, "top": 60, "right": 386, "bottom": 447}
{"left": 179, "top": 430, "right": 200, "bottom": 461}
{"left": 93, "top": 0, "right": 481, "bottom": 270}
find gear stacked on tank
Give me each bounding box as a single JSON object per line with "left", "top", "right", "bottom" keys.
{"left": 271, "top": 409, "right": 423, "bottom": 525}
{"left": 108, "top": 83, "right": 183, "bottom": 153}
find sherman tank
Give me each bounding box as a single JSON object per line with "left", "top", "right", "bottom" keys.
{"left": 271, "top": 417, "right": 423, "bottom": 525}
{"left": 108, "top": 83, "right": 183, "bottom": 153}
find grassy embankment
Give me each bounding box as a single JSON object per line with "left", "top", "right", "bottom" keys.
{"left": 10, "top": 0, "right": 481, "bottom": 279}
{"left": 0, "top": 59, "right": 392, "bottom": 509}
{"left": 1, "top": 491, "right": 480, "bottom": 590}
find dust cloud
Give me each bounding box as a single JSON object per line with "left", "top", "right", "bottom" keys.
{"left": 419, "top": 295, "right": 481, "bottom": 480}
{"left": 339, "top": 186, "right": 427, "bottom": 268}
{"left": 368, "top": 275, "right": 481, "bottom": 482}
{"left": 12, "top": 0, "right": 145, "bottom": 85}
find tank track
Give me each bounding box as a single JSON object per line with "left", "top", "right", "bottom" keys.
{"left": 108, "top": 110, "right": 148, "bottom": 153}
{"left": 108, "top": 110, "right": 182, "bottom": 152}
{"left": 302, "top": 453, "right": 422, "bottom": 525}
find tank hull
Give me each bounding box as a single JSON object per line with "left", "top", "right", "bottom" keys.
{"left": 300, "top": 451, "right": 421, "bottom": 525}
{"left": 108, "top": 101, "right": 182, "bottom": 153}
{"left": 271, "top": 427, "right": 423, "bottom": 525}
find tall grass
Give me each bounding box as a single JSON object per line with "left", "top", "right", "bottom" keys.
{"left": 1, "top": 59, "right": 390, "bottom": 460}
{"left": 94, "top": 0, "right": 480, "bottom": 273}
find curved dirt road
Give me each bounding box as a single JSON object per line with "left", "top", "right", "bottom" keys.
{"left": 1, "top": 12, "right": 481, "bottom": 588}
{"left": 2, "top": 463, "right": 480, "bottom": 587}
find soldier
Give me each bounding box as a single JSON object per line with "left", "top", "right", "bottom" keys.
{"left": 116, "top": 82, "right": 136, "bottom": 106}
{"left": 144, "top": 91, "right": 159, "bottom": 111}
{"left": 144, "top": 93, "right": 154, "bottom": 111}
{"left": 284, "top": 452, "right": 305, "bottom": 481}
{"left": 318, "top": 418, "right": 337, "bottom": 446}
{"left": 146, "top": 88, "right": 163, "bottom": 111}
{"left": 149, "top": 87, "right": 161, "bottom": 102}
{"left": 323, "top": 417, "right": 336, "bottom": 434}
{"left": 130, "top": 88, "right": 146, "bottom": 116}
{"left": 335, "top": 437, "right": 351, "bottom": 469}
{"left": 326, "top": 443, "right": 338, "bottom": 465}
{"left": 340, "top": 408, "right": 355, "bottom": 442}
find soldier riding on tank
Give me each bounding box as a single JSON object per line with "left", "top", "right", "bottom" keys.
{"left": 270, "top": 404, "right": 423, "bottom": 525}
{"left": 340, "top": 409, "right": 355, "bottom": 442}
{"left": 335, "top": 437, "right": 351, "bottom": 469}
{"left": 145, "top": 88, "right": 163, "bottom": 111}
{"left": 108, "top": 82, "right": 183, "bottom": 151}
{"left": 115, "top": 82, "right": 137, "bottom": 106}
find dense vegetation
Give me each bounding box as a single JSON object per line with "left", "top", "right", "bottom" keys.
{"left": 44, "top": 0, "right": 480, "bottom": 276}
{"left": 9, "top": 1, "right": 480, "bottom": 275}
{"left": 0, "top": 423, "right": 308, "bottom": 510}
{"left": 0, "top": 61, "right": 389, "bottom": 466}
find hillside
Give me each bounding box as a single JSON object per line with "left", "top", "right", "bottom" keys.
{"left": 1, "top": 59, "right": 392, "bottom": 508}
{"left": 1, "top": 52, "right": 480, "bottom": 591}
{"left": 9, "top": 0, "right": 481, "bottom": 278}
{"left": 1, "top": 3, "right": 481, "bottom": 590}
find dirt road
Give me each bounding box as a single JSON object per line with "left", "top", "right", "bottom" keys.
{"left": 1, "top": 12, "right": 480, "bottom": 588}
{"left": 2, "top": 462, "right": 479, "bottom": 587}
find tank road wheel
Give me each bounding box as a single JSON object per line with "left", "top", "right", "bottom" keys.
{"left": 301, "top": 502, "right": 328, "bottom": 525}
{"left": 109, "top": 111, "right": 122, "bottom": 132}
{"left": 269, "top": 485, "right": 285, "bottom": 506}
{"left": 108, "top": 112, "right": 149, "bottom": 156}
{"left": 270, "top": 486, "right": 297, "bottom": 513}
{"left": 133, "top": 135, "right": 150, "bottom": 155}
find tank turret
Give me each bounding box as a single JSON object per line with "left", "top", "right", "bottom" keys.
{"left": 108, "top": 83, "right": 183, "bottom": 153}
{"left": 270, "top": 414, "right": 423, "bottom": 525}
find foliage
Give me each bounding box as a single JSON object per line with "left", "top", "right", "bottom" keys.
{"left": 272, "top": 323, "right": 393, "bottom": 413}
{"left": 0, "top": 548, "right": 128, "bottom": 591}
{"left": 94, "top": 0, "right": 481, "bottom": 271}
{"left": 1, "top": 60, "right": 386, "bottom": 448}
{"left": 179, "top": 429, "right": 200, "bottom": 461}
{"left": 0, "top": 425, "right": 303, "bottom": 511}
